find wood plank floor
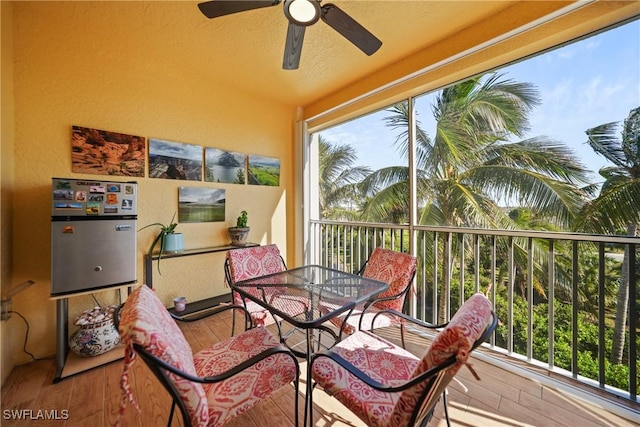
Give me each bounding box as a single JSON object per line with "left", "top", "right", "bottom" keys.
{"left": 2, "top": 309, "right": 638, "bottom": 426}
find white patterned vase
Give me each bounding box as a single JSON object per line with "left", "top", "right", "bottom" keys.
{"left": 69, "top": 306, "right": 120, "bottom": 357}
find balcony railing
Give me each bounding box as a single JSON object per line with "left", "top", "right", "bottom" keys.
{"left": 307, "top": 219, "right": 639, "bottom": 403}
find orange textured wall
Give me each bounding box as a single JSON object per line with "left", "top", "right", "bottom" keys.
{"left": 3, "top": 1, "right": 294, "bottom": 370}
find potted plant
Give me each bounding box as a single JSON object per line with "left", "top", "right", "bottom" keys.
{"left": 228, "top": 210, "right": 250, "bottom": 246}
{"left": 139, "top": 213, "right": 184, "bottom": 273}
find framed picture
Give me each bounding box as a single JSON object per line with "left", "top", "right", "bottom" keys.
{"left": 248, "top": 155, "right": 280, "bottom": 186}
{"left": 71, "top": 126, "right": 145, "bottom": 177}
{"left": 205, "top": 148, "right": 246, "bottom": 184}
{"left": 178, "top": 187, "right": 226, "bottom": 223}
{"left": 149, "top": 138, "right": 202, "bottom": 181}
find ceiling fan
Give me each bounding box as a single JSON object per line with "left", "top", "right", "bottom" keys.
{"left": 197, "top": 0, "right": 382, "bottom": 70}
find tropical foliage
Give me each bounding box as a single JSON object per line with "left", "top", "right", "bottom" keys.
{"left": 322, "top": 73, "right": 597, "bottom": 321}
{"left": 318, "top": 135, "right": 371, "bottom": 220}
{"left": 359, "top": 74, "right": 593, "bottom": 229}
{"left": 316, "top": 71, "right": 639, "bottom": 395}
{"left": 579, "top": 107, "right": 640, "bottom": 364}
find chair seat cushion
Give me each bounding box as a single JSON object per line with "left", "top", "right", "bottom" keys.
{"left": 311, "top": 330, "right": 419, "bottom": 426}
{"left": 241, "top": 299, "right": 277, "bottom": 326}
{"left": 355, "top": 309, "right": 402, "bottom": 332}
{"left": 194, "top": 326, "right": 298, "bottom": 426}
{"left": 239, "top": 294, "right": 310, "bottom": 327}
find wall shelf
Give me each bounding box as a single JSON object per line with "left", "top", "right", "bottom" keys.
{"left": 144, "top": 244, "right": 258, "bottom": 288}
{"left": 144, "top": 243, "right": 258, "bottom": 317}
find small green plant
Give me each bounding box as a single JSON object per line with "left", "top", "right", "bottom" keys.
{"left": 139, "top": 213, "right": 178, "bottom": 274}
{"left": 236, "top": 210, "right": 248, "bottom": 228}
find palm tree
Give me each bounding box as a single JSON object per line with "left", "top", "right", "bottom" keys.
{"left": 318, "top": 135, "right": 371, "bottom": 220}
{"left": 578, "top": 106, "right": 640, "bottom": 364}
{"left": 360, "top": 73, "right": 594, "bottom": 321}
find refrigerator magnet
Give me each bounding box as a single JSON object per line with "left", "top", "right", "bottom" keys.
{"left": 62, "top": 225, "right": 74, "bottom": 234}
{"left": 55, "top": 180, "right": 71, "bottom": 189}
{"left": 86, "top": 202, "right": 100, "bottom": 215}
{"left": 53, "top": 189, "right": 73, "bottom": 200}
{"left": 75, "top": 191, "right": 86, "bottom": 202}
{"left": 90, "top": 185, "right": 106, "bottom": 194}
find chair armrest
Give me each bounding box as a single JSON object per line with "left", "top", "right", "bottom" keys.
{"left": 134, "top": 343, "right": 299, "bottom": 384}
{"left": 203, "top": 344, "right": 300, "bottom": 383}
{"left": 367, "top": 308, "right": 449, "bottom": 332}
{"left": 169, "top": 303, "right": 253, "bottom": 328}
{"left": 311, "top": 349, "right": 457, "bottom": 393}
{"left": 362, "top": 290, "right": 407, "bottom": 310}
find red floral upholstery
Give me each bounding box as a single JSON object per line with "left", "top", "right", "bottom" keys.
{"left": 118, "top": 285, "right": 298, "bottom": 427}
{"left": 195, "top": 328, "right": 298, "bottom": 425}
{"left": 311, "top": 293, "right": 494, "bottom": 427}
{"left": 327, "top": 248, "right": 417, "bottom": 335}
{"left": 118, "top": 285, "right": 207, "bottom": 424}
{"left": 225, "top": 245, "right": 286, "bottom": 327}
{"left": 227, "top": 245, "right": 285, "bottom": 283}
{"left": 362, "top": 248, "right": 417, "bottom": 311}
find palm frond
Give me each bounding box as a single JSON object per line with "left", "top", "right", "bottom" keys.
{"left": 576, "top": 178, "right": 640, "bottom": 232}
{"left": 359, "top": 181, "right": 410, "bottom": 223}
{"left": 464, "top": 165, "right": 586, "bottom": 228}
{"left": 585, "top": 121, "right": 627, "bottom": 167}
{"left": 483, "top": 137, "right": 592, "bottom": 186}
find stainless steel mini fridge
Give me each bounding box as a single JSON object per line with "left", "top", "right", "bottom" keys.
{"left": 51, "top": 178, "right": 138, "bottom": 296}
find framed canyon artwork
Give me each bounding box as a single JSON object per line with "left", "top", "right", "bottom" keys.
{"left": 71, "top": 126, "right": 146, "bottom": 177}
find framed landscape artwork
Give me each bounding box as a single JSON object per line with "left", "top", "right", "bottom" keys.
{"left": 149, "top": 138, "right": 202, "bottom": 181}
{"left": 248, "top": 155, "right": 280, "bottom": 186}
{"left": 71, "top": 126, "right": 146, "bottom": 177}
{"left": 178, "top": 187, "right": 226, "bottom": 223}
{"left": 204, "top": 148, "right": 246, "bottom": 184}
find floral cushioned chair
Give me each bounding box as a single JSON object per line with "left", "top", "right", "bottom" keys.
{"left": 116, "top": 284, "right": 299, "bottom": 427}
{"left": 225, "top": 244, "right": 308, "bottom": 337}
{"left": 225, "top": 244, "right": 287, "bottom": 330}
{"left": 310, "top": 293, "right": 497, "bottom": 427}
{"left": 323, "top": 247, "right": 417, "bottom": 346}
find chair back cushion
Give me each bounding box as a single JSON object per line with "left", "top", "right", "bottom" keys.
{"left": 226, "top": 244, "right": 285, "bottom": 303}
{"left": 226, "top": 244, "right": 285, "bottom": 282}
{"left": 118, "top": 285, "right": 209, "bottom": 426}
{"left": 392, "top": 293, "right": 493, "bottom": 425}
{"left": 362, "top": 248, "right": 417, "bottom": 311}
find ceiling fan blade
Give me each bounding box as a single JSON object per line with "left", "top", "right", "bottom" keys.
{"left": 198, "top": 0, "right": 281, "bottom": 19}
{"left": 321, "top": 3, "right": 382, "bottom": 56}
{"left": 283, "top": 22, "right": 306, "bottom": 70}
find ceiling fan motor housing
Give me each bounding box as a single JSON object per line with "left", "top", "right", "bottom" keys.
{"left": 283, "top": 0, "right": 321, "bottom": 26}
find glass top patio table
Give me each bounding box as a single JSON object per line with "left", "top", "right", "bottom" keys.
{"left": 233, "top": 265, "right": 388, "bottom": 427}
{"left": 232, "top": 264, "right": 389, "bottom": 329}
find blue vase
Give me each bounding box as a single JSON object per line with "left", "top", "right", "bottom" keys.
{"left": 163, "top": 233, "right": 184, "bottom": 252}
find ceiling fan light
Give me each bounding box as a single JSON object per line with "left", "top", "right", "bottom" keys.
{"left": 284, "top": 0, "right": 320, "bottom": 26}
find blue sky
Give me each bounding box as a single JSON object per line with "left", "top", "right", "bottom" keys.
{"left": 149, "top": 138, "right": 203, "bottom": 161}
{"left": 320, "top": 19, "right": 639, "bottom": 183}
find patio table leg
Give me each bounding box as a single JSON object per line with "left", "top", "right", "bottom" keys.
{"left": 304, "top": 328, "right": 314, "bottom": 427}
